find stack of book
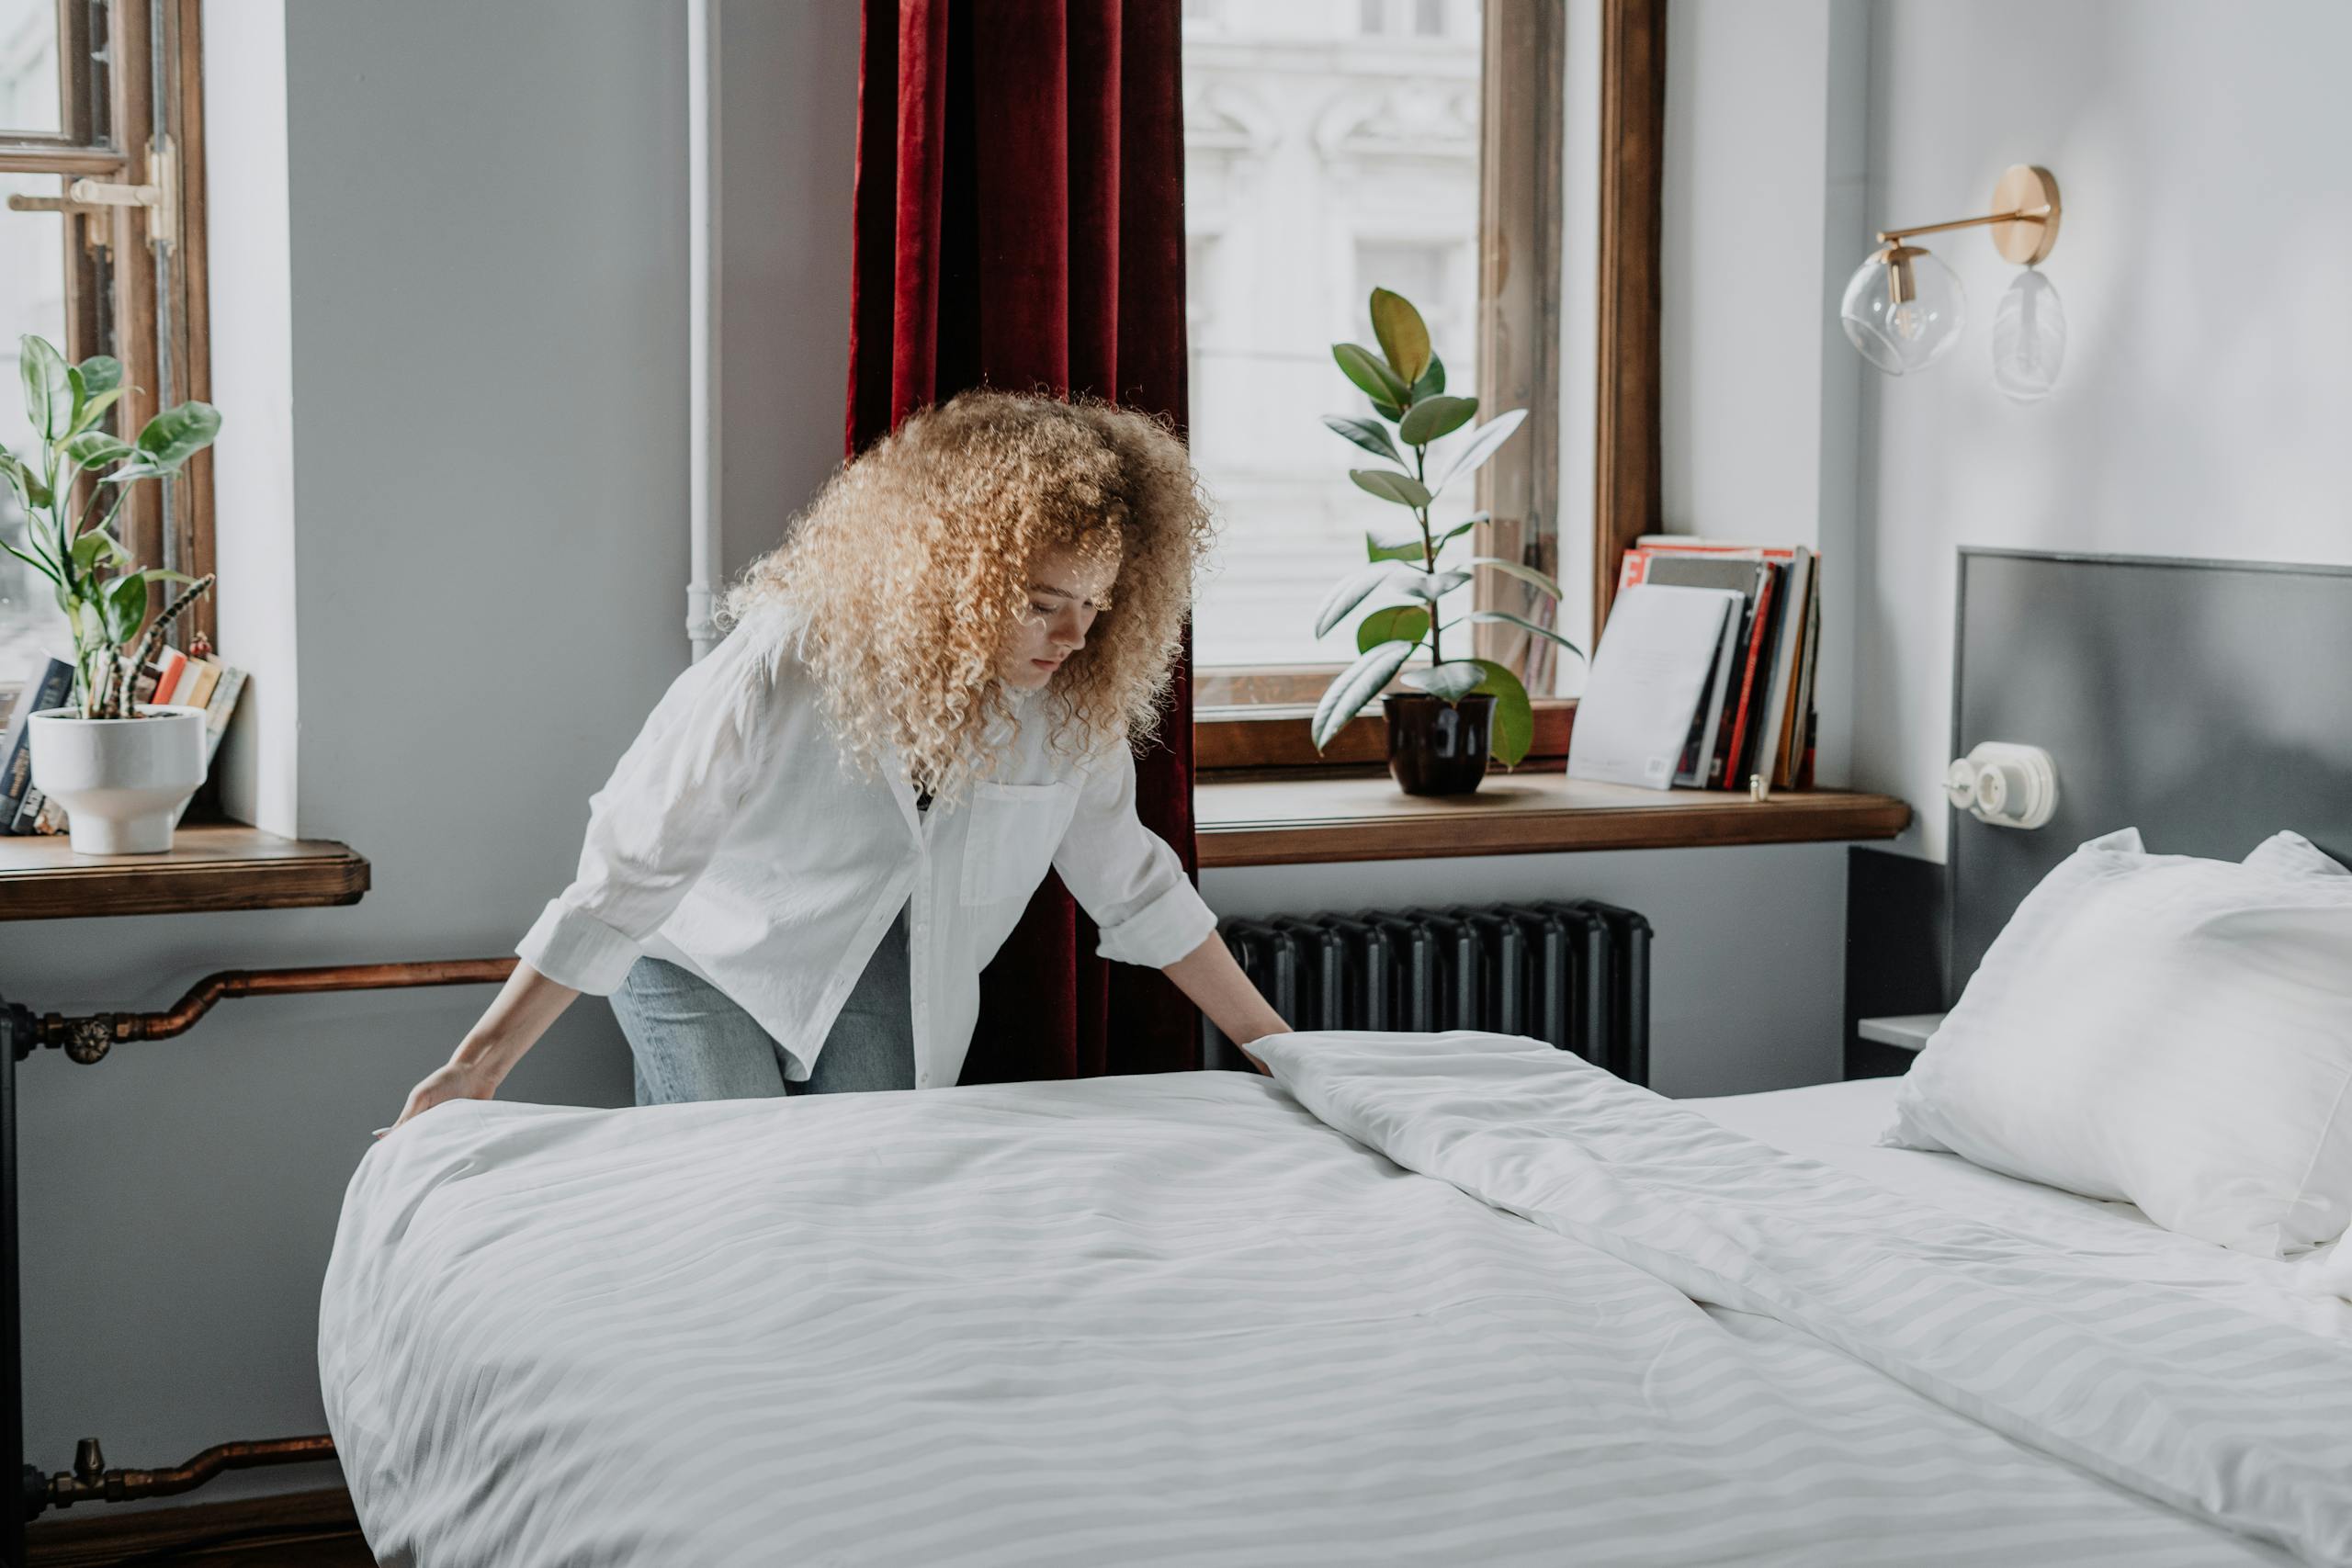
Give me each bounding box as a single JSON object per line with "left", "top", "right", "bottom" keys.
{"left": 1615, "top": 536, "right": 1821, "bottom": 793}
{"left": 0, "top": 648, "right": 247, "bottom": 836}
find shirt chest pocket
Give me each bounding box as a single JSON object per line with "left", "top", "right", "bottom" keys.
{"left": 960, "top": 781, "right": 1080, "bottom": 906}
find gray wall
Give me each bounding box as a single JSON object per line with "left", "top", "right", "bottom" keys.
{"left": 1848, "top": 0, "right": 2352, "bottom": 860}
{"left": 8, "top": 0, "right": 1868, "bottom": 1513}
{"left": 10, "top": 0, "right": 856, "bottom": 1505}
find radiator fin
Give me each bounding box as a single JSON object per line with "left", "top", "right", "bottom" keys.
{"left": 1207, "top": 900, "right": 1651, "bottom": 1086}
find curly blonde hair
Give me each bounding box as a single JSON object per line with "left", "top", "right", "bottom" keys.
{"left": 723, "top": 389, "right": 1215, "bottom": 804}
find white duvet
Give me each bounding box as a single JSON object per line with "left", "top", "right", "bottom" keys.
{"left": 322, "top": 1032, "right": 2352, "bottom": 1566}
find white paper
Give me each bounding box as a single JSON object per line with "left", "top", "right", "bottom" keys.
{"left": 1566, "top": 585, "right": 1742, "bottom": 790}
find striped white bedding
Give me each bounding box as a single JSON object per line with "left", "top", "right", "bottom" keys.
{"left": 322, "top": 1031, "right": 2352, "bottom": 1567}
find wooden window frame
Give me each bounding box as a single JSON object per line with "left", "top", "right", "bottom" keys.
{"left": 0, "top": 0, "right": 213, "bottom": 649}
{"left": 1194, "top": 0, "right": 1665, "bottom": 774}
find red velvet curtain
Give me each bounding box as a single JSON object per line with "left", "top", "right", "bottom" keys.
{"left": 845, "top": 0, "right": 1201, "bottom": 1081}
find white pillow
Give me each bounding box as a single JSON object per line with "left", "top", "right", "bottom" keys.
{"left": 1886, "top": 827, "right": 2352, "bottom": 1258}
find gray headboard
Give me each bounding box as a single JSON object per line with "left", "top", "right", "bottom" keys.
{"left": 1950, "top": 548, "right": 2352, "bottom": 988}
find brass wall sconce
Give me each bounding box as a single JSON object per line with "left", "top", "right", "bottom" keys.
{"left": 1840, "top": 164, "right": 2065, "bottom": 401}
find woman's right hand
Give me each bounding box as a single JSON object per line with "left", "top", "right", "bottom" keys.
{"left": 379, "top": 962, "right": 582, "bottom": 1139}
{"left": 387, "top": 1057, "right": 502, "bottom": 1135}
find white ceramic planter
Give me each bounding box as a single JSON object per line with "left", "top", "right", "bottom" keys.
{"left": 26, "top": 705, "right": 209, "bottom": 854}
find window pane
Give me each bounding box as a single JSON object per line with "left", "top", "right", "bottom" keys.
{"left": 0, "top": 0, "right": 59, "bottom": 136}
{"left": 0, "top": 173, "right": 71, "bottom": 683}
{"left": 1183, "top": 3, "right": 1483, "bottom": 676}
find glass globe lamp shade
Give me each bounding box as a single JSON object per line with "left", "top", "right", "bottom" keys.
{"left": 1992, "top": 268, "right": 2065, "bottom": 402}
{"left": 1840, "top": 244, "right": 1967, "bottom": 376}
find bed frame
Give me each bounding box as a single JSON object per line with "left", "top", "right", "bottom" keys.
{"left": 1948, "top": 547, "right": 2352, "bottom": 982}
{"left": 1849, "top": 547, "right": 2352, "bottom": 1076}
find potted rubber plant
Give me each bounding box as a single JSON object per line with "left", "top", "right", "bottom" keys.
{"left": 1311, "top": 288, "right": 1578, "bottom": 795}
{"left": 0, "top": 333, "right": 221, "bottom": 852}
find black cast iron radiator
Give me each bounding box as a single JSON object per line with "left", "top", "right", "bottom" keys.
{"left": 1204, "top": 899, "right": 1652, "bottom": 1086}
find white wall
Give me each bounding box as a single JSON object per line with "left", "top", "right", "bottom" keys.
{"left": 7, "top": 0, "right": 856, "bottom": 1506}
{"left": 1658, "top": 0, "right": 1866, "bottom": 788}
{"left": 1849, "top": 0, "right": 2352, "bottom": 860}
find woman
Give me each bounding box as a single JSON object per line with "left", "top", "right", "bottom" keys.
{"left": 390, "top": 390, "right": 1288, "bottom": 1130}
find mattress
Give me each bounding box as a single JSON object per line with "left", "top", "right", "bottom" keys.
{"left": 1686, "top": 1077, "right": 2352, "bottom": 1341}
{"left": 322, "top": 1032, "right": 2352, "bottom": 1567}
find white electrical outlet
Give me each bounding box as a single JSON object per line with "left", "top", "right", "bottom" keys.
{"left": 1945, "top": 741, "right": 2058, "bottom": 829}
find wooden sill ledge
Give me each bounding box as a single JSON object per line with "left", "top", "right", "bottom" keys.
{"left": 1195, "top": 771, "right": 1911, "bottom": 868}
{"left": 0, "top": 823, "right": 370, "bottom": 921}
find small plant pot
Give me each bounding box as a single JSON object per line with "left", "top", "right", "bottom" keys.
{"left": 1383, "top": 692, "right": 1493, "bottom": 797}
{"left": 27, "top": 705, "right": 209, "bottom": 854}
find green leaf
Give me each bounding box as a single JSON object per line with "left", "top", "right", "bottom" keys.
{"left": 1434, "top": 513, "right": 1488, "bottom": 550}
{"left": 103, "top": 571, "right": 149, "bottom": 643}
{"left": 1429, "top": 408, "right": 1528, "bottom": 494}
{"left": 72, "top": 385, "right": 125, "bottom": 435}
{"left": 1312, "top": 639, "right": 1415, "bottom": 751}
{"left": 137, "top": 567, "right": 197, "bottom": 587}
{"left": 0, "top": 451, "right": 51, "bottom": 510}
{"left": 1367, "top": 288, "right": 1431, "bottom": 387}
{"left": 1369, "top": 397, "right": 1404, "bottom": 423}
{"left": 1349, "top": 468, "right": 1432, "bottom": 509}
{"left": 70, "top": 528, "right": 114, "bottom": 573}
{"left": 1331, "top": 343, "right": 1408, "bottom": 410}
{"left": 133, "top": 400, "right": 222, "bottom": 471}
{"left": 1356, "top": 604, "right": 1430, "bottom": 654}
{"left": 1471, "top": 660, "right": 1535, "bottom": 766}
{"left": 1469, "top": 609, "right": 1585, "bottom": 657}
{"left": 1405, "top": 660, "right": 1487, "bottom": 702}
{"left": 0, "top": 532, "right": 60, "bottom": 585}
{"left": 1323, "top": 414, "right": 1404, "bottom": 467}
{"left": 1398, "top": 394, "right": 1477, "bottom": 446}
{"left": 1365, "top": 529, "right": 1426, "bottom": 564}
{"left": 1392, "top": 566, "right": 1472, "bottom": 604}
{"left": 1409, "top": 353, "right": 1445, "bottom": 401}
{"left": 63, "top": 431, "right": 135, "bottom": 471}
{"left": 19, "top": 334, "right": 69, "bottom": 440}
{"left": 1314, "top": 561, "right": 1401, "bottom": 637}
{"left": 75, "top": 355, "right": 122, "bottom": 396}
{"left": 1472, "top": 555, "right": 1565, "bottom": 602}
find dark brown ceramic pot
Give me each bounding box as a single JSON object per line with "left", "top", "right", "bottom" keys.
{"left": 1383, "top": 692, "right": 1493, "bottom": 796}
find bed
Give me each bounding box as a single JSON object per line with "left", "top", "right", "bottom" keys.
{"left": 322, "top": 1033, "right": 2351, "bottom": 1567}
{"left": 322, "top": 550, "right": 2352, "bottom": 1565}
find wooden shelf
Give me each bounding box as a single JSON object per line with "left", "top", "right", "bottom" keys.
{"left": 0, "top": 823, "right": 369, "bottom": 921}
{"left": 1196, "top": 772, "right": 1911, "bottom": 868}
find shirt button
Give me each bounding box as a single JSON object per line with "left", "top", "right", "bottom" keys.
{"left": 918, "top": 1071, "right": 932, "bottom": 1087}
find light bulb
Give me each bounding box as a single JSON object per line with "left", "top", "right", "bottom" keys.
{"left": 1840, "top": 244, "right": 1967, "bottom": 376}
{"left": 1992, "top": 268, "right": 2065, "bottom": 401}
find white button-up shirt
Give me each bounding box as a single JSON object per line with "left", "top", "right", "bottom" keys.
{"left": 516, "top": 602, "right": 1219, "bottom": 1089}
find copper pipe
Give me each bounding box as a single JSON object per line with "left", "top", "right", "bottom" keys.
{"left": 37, "top": 957, "right": 517, "bottom": 1062}
{"left": 40, "top": 1433, "right": 337, "bottom": 1511}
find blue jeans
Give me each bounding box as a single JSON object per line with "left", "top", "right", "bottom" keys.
{"left": 610, "top": 904, "right": 918, "bottom": 1104}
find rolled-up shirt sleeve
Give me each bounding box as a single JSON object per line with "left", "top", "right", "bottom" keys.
{"left": 1053, "top": 738, "right": 1219, "bottom": 970}
{"left": 516, "top": 629, "right": 778, "bottom": 995}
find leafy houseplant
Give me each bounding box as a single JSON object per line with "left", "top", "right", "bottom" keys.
{"left": 1312, "top": 288, "right": 1579, "bottom": 794}
{"left": 1, "top": 333, "right": 222, "bottom": 852}
{"left": 0, "top": 333, "right": 222, "bottom": 717}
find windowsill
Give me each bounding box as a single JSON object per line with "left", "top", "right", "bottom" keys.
{"left": 0, "top": 822, "right": 370, "bottom": 921}
{"left": 1194, "top": 770, "right": 1911, "bottom": 868}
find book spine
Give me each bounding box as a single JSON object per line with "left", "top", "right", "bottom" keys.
{"left": 169, "top": 666, "right": 247, "bottom": 828}
{"left": 149, "top": 647, "right": 188, "bottom": 706}
{"left": 1714, "top": 568, "right": 1777, "bottom": 790}
{"left": 0, "top": 658, "right": 75, "bottom": 833}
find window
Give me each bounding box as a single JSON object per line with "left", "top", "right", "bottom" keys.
{"left": 1182, "top": 0, "right": 1489, "bottom": 691}
{"left": 0, "top": 0, "right": 209, "bottom": 684}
